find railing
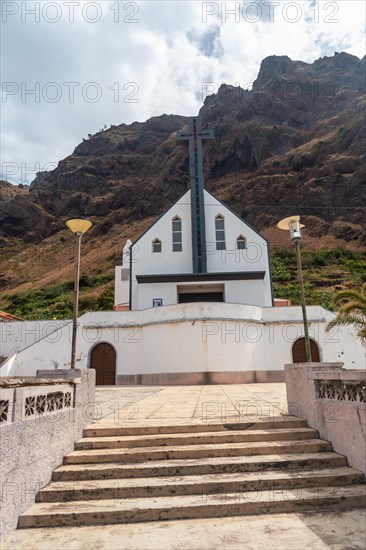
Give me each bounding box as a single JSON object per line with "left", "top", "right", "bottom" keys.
{"left": 285, "top": 363, "right": 366, "bottom": 475}
{"left": 315, "top": 379, "right": 366, "bottom": 403}
{"left": 0, "top": 378, "right": 75, "bottom": 425}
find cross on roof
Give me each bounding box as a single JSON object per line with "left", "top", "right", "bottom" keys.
{"left": 176, "top": 115, "right": 214, "bottom": 274}
{"left": 176, "top": 117, "right": 214, "bottom": 148}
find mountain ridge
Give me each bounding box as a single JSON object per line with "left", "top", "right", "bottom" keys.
{"left": 0, "top": 51, "right": 365, "bottom": 293}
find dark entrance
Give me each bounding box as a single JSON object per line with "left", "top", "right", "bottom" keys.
{"left": 179, "top": 292, "right": 224, "bottom": 303}
{"left": 90, "top": 343, "right": 116, "bottom": 385}
{"left": 292, "top": 338, "right": 321, "bottom": 363}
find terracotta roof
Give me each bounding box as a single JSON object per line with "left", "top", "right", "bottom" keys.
{"left": 0, "top": 311, "right": 24, "bottom": 322}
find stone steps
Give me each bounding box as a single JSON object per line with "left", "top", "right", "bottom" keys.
{"left": 19, "top": 485, "right": 366, "bottom": 528}
{"left": 75, "top": 427, "right": 318, "bottom": 450}
{"left": 38, "top": 467, "right": 364, "bottom": 502}
{"left": 17, "top": 420, "right": 366, "bottom": 530}
{"left": 64, "top": 439, "right": 333, "bottom": 464}
{"left": 53, "top": 452, "right": 348, "bottom": 481}
{"left": 83, "top": 417, "right": 307, "bottom": 437}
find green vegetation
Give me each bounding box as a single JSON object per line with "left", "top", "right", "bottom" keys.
{"left": 0, "top": 274, "right": 114, "bottom": 320}
{"left": 325, "top": 283, "right": 366, "bottom": 341}
{"left": 0, "top": 248, "right": 364, "bottom": 320}
{"left": 272, "top": 248, "right": 365, "bottom": 311}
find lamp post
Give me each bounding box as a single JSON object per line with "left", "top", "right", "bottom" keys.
{"left": 65, "top": 217, "right": 92, "bottom": 369}
{"left": 278, "top": 215, "right": 312, "bottom": 362}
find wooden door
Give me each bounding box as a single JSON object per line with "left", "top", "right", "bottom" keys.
{"left": 90, "top": 343, "right": 116, "bottom": 385}
{"left": 292, "top": 338, "right": 320, "bottom": 363}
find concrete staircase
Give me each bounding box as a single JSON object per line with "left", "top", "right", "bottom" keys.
{"left": 18, "top": 417, "right": 365, "bottom": 528}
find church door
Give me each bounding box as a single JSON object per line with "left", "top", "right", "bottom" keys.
{"left": 90, "top": 343, "right": 116, "bottom": 385}
{"left": 292, "top": 338, "right": 320, "bottom": 363}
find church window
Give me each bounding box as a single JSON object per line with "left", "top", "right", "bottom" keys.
{"left": 152, "top": 238, "right": 162, "bottom": 253}
{"left": 215, "top": 215, "right": 226, "bottom": 250}
{"left": 237, "top": 235, "right": 246, "bottom": 250}
{"left": 172, "top": 216, "right": 182, "bottom": 252}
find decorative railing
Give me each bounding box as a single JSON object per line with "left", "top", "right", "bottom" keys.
{"left": 0, "top": 399, "right": 9, "bottom": 423}
{"left": 315, "top": 380, "right": 366, "bottom": 403}
{"left": 0, "top": 379, "right": 75, "bottom": 425}
{"left": 24, "top": 391, "right": 72, "bottom": 417}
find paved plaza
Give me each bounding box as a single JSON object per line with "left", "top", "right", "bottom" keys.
{"left": 4, "top": 384, "right": 366, "bottom": 550}
{"left": 92, "top": 383, "right": 289, "bottom": 427}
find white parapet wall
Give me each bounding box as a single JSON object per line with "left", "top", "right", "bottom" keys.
{"left": 1, "top": 304, "right": 365, "bottom": 383}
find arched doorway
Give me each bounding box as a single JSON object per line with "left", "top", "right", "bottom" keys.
{"left": 90, "top": 343, "right": 116, "bottom": 385}
{"left": 292, "top": 338, "right": 321, "bottom": 363}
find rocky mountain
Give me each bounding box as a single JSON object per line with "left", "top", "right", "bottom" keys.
{"left": 1, "top": 52, "right": 365, "bottom": 291}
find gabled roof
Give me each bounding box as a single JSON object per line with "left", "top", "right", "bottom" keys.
{"left": 204, "top": 189, "right": 269, "bottom": 244}
{"left": 131, "top": 189, "right": 190, "bottom": 248}
{"left": 131, "top": 188, "right": 268, "bottom": 246}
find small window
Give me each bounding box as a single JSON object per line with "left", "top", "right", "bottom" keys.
{"left": 172, "top": 216, "right": 182, "bottom": 252}
{"left": 237, "top": 235, "right": 246, "bottom": 250}
{"left": 152, "top": 238, "right": 162, "bottom": 253}
{"left": 215, "top": 215, "right": 226, "bottom": 250}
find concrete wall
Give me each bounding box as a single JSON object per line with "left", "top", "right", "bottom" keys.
{"left": 0, "top": 369, "right": 95, "bottom": 541}
{"left": 0, "top": 320, "right": 70, "bottom": 358}
{"left": 285, "top": 363, "right": 366, "bottom": 474}
{"left": 3, "top": 304, "right": 365, "bottom": 382}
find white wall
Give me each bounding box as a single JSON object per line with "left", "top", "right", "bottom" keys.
{"left": 6, "top": 304, "right": 365, "bottom": 378}
{"left": 114, "top": 266, "right": 129, "bottom": 308}
{"left": 0, "top": 320, "right": 70, "bottom": 357}
{"left": 204, "top": 192, "right": 268, "bottom": 272}
{"left": 129, "top": 192, "right": 192, "bottom": 309}
{"left": 137, "top": 282, "right": 178, "bottom": 309}
{"left": 135, "top": 280, "right": 269, "bottom": 310}
{"left": 225, "top": 280, "right": 268, "bottom": 307}
{"left": 133, "top": 191, "right": 193, "bottom": 276}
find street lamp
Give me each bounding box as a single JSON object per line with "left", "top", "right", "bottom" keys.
{"left": 65, "top": 217, "right": 92, "bottom": 369}
{"left": 278, "top": 215, "right": 312, "bottom": 362}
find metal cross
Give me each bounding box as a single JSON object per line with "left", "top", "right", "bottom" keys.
{"left": 177, "top": 116, "right": 214, "bottom": 273}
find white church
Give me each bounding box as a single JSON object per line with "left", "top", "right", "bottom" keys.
{"left": 115, "top": 116, "right": 273, "bottom": 312}
{"left": 1, "top": 117, "right": 365, "bottom": 384}
{"left": 114, "top": 189, "right": 273, "bottom": 311}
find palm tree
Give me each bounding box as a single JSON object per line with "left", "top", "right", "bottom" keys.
{"left": 325, "top": 283, "right": 366, "bottom": 341}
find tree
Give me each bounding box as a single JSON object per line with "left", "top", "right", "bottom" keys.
{"left": 325, "top": 283, "right": 366, "bottom": 341}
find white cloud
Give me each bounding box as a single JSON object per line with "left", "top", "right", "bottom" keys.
{"left": 1, "top": 0, "right": 365, "bottom": 184}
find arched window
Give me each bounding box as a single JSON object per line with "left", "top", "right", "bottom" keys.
{"left": 237, "top": 235, "right": 246, "bottom": 250}
{"left": 172, "top": 216, "right": 182, "bottom": 252}
{"left": 215, "top": 215, "right": 226, "bottom": 250}
{"left": 152, "top": 238, "right": 162, "bottom": 253}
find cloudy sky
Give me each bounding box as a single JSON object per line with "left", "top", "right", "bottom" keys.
{"left": 1, "top": 0, "right": 365, "bottom": 184}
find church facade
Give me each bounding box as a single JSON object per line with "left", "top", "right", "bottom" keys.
{"left": 115, "top": 189, "right": 273, "bottom": 311}
{"left": 115, "top": 116, "right": 273, "bottom": 311}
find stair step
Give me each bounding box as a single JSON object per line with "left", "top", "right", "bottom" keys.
{"left": 83, "top": 417, "right": 307, "bottom": 437}
{"left": 19, "top": 485, "right": 366, "bottom": 528}
{"left": 54, "top": 452, "right": 347, "bottom": 481}
{"left": 64, "top": 439, "right": 332, "bottom": 465}
{"left": 75, "top": 427, "right": 318, "bottom": 450}
{"left": 39, "top": 467, "right": 364, "bottom": 502}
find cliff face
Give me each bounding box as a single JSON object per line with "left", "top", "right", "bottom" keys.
{"left": 0, "top": 52, "right": 365, "bottom": 289}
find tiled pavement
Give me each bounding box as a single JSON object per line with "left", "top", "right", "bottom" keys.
{"left": 93, "top": 383, "right": 288, "bottom": 427}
